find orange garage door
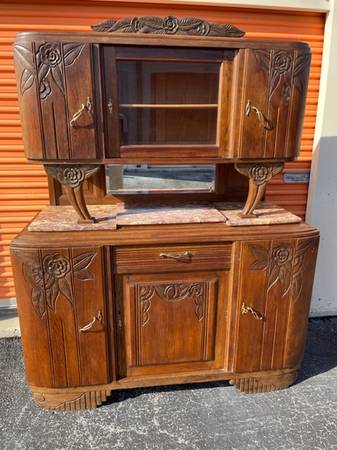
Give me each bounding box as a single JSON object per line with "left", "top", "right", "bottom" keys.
{"left": 0, "top": 1, "right": 324, "bottom": 300}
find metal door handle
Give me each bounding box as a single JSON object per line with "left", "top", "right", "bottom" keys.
{"left": 79, "top": 310, "right": 103, "bottom": 332}
{"left": 245, "top": 100, "right": 273, "bottom": 131}
{"left": 70, "top": 97, "right": 93, "bottom": 127}
{"left": 241, "top": 302, "right": 264, "bottom": 321}
{"left": 159, "top": 251, "right": 192, "bottom": 262}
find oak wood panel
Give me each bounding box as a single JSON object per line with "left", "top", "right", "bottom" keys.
{"left": 119, "top": 270, "right": 228, "bottom": 377}
{"left": 114, "top": 243, "right": 232, "bottom": 274}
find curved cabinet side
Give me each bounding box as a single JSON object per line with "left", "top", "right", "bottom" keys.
{"left": 13, "top": 37, "right": 99, "bottom": 162}
{"left": 229, "top": 47, "right": 311, "bottom": 160}
{"left": 11, "top": 245, "right": 112, "bottom": 388}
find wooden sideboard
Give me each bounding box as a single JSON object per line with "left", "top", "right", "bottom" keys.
{"left": 11, "top": 17, "right": 318, "bottom": 411}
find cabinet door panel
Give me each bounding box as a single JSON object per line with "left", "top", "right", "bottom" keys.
{"left": 234, "top": 237, "right": 318, "bottom": 373}
{"left": 11, "top": 246, "right": 111, "bottom": 388}
{"left": 230, "top": 48, "right": 310, "bottom": 159}
{"left": 14, "top": 40, "right": 98, "bottom": 161}
{"left": 120, "top": 271, "right": 228, "bottom": 377}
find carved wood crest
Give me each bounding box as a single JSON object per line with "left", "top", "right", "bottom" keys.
{"left": 92, "top": 16, "right": 245, "bottom": 37}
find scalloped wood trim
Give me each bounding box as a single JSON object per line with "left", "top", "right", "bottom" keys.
{"left": 229, "top": 371, "right": 297, "bottom": 393}
{"left": 32, "top": 389, "right": 112, "bottom": 411}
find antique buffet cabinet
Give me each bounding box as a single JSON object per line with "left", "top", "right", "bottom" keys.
{"left": 11, "top": 17, "right": 319, "bottom": 411}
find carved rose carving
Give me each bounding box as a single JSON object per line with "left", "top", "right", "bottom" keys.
{"left": 273, "top": 51, "right": 292, "bottom": 74}
{"left": 39, "top": 43, "right": 61, "bottom": 68}
{"left": 43, "top": 254, "right": 70, "bottom": 279}
{"left": 249, "top": 165, "right": 272, "bottom": 186}
{"left": 272, "top": 247, "right": 293, "bottom": 266}
{"left": 63, "top": 168, "right": 85, "bottom": 188}
{"left": 162, "top": 16, "right": 179, "bottom": 34}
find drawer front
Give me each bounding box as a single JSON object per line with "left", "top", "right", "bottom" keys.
{"left": 114, "top": 244, "right": 232, "bottom": 274}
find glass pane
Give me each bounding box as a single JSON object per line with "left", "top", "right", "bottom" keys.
{"left": 106, "top": 165, "right": 216, "bottom": 193}
{"left": 117, "top": 61, "right": 220, "bottom": 145}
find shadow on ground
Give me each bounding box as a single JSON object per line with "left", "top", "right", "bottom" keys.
{"left": 1, "top": 318, "right": 337, "bottom": 450}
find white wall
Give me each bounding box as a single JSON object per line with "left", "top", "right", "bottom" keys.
{"left": 307, "top": 1, "right": 337, "bottom": 316}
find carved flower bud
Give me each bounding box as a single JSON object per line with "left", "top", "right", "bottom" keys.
{"left": 43, "top": 254, "right": 70, "bottom": 279}
{"left": 63, "top": 167, "right": 85, "bottom": 188}
{"left": 163, "top": 16, "right": 179, "bottom": 34}
{"left": 272, "top": 247, "right": 292, "bottom": 266}
{"left": 273, "top": 52, "right": 291, "bottom": 74}
{"left": 39, "top": 43, "right": 61, "bottom": 68}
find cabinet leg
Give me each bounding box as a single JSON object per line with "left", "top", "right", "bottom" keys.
{"left": 44, "top": 165, "right": 100, "bottom": 223}
{"left": 229, "top": 370, "right": 297, "bottom": 393}
{"left": 32, "top": 388, "right": 112, "bottom": 411}
{"left": 235, "top": 163, "right": 284, "bottom": 217}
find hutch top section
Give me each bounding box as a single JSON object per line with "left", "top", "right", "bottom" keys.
{"left": 14, "top": 22, "right": 311, "bottom": 164}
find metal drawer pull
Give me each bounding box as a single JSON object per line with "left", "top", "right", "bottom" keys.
{"left": 245, "top": 100, "right": 273, "bottom": 131}
{"left": 241, "top": 302, "right": 264, "bottom": 321}
{"left": 79, "top": 310, "right": 103, "bottom": 332}
{"left": 70, "top": 97, "right": 93, "bottom": 127}
{"left": 159, "top": 251, "right": 192, "bottom": 262}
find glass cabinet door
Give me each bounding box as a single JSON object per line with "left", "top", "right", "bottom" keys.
{"left": 103, "top": 46, "right": 232, "bottom": 160}
{"left": 117, "top": 61, "right": 220, "bottom": 146}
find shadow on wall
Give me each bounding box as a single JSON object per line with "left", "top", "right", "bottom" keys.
{"left": 306, "top": 136, "right": 337, "bottom": 317}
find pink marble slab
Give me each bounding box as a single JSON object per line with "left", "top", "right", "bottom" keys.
{"left": 116, "top": 203, "right": 226, "bottom": 226}
{"left": 214, "top": 202, "right": 302, "bottom": 226}
{"left": 28, "top": 205, "right": 119, "bottom": 232}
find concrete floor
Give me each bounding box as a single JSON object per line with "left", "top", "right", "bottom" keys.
{"left": 1, "top": 318, "right": 337, "bottom": 450}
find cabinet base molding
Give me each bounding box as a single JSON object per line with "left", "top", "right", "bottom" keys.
{"left": 229, "top": 370, "right": 297, "bottom": 393}
{"left": 32, "top": 388, "right": 112, "bottom": 411}
{"left": 30, "top": 369, "right": 298, "bottom": 411}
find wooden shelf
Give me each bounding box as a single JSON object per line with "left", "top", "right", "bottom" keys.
{"left": 119, "top": 103, "right": 218, "bottom": 109}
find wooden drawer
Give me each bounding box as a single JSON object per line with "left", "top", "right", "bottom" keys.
{"left": 114, "top": 244, "right": 232, "bottom": 274}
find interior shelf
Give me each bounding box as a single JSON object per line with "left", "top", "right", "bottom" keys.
{"left": 119, "top": 104, "right": 218, "bottom": 109}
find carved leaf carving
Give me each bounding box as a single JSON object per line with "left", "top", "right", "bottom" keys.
{"left": 63, "top": 43, "right": 85, "bottom": 66}
{"left": 249, "top": 244, "right": 269, "bottom": 271}
{"left": 292, "top": 238, "right": 317, "bottom": 300}
{"left": 20, "top": 69, "right": 34, "bottom": 95}
{"left": 294, "top": 52, "right": 311, "bottom": 96}
{"left": 51, "top": 65, "right": 65, "bottom": 95}
{"left": 73, "top": 252, "right": 96, "bottom": 272}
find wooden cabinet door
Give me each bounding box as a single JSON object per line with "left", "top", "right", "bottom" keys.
{"left": 14, "top": 39, "right": 99, "bottom": 161}
{"left": 233, "top": 236, "right": 318, "bottom": 373}
{"left": 118, "top": 271, "right": 228, "bottom": 377}
{"left": 11, "top": 246, "right": 111, "bottom": 388}
{"left": 229, "top": 48, "right": 310, "bottom": 159}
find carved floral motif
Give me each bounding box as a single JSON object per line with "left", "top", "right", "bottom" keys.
{"left": 253, "top": 49, "right": 310, "bottom": 100}
{"left": 13, "top": 249, "right": 96, "bottom": 318}
{"left": 138, "top": 282, "right": 205, "bottom": 326}
{"left": 91, "top": 16, "right": 245, "bottom": 37}
{"left": 44, "top": 165, "right": 99, "bottom": 189}
{"left": 13, "top": 42, "right": 85, "bottom": 99}
{"left": 248, "top": 238, "right": 317, "bottom": 298}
